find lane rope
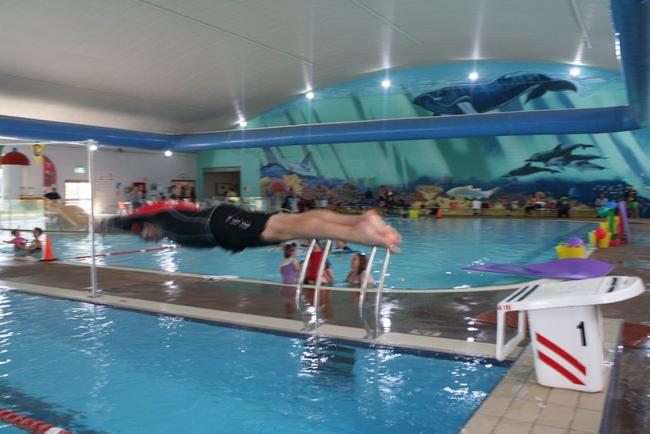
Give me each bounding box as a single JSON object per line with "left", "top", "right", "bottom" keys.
{"left": 70, "top": 244, "right": 183, "bottom": 260}
{"left": 0, "top": 407, "right": 74, "bottom": 433}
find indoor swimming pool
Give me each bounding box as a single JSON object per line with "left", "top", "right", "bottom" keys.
{"left": 9, "top": 218, "right": 593, "bottom": 289}
{"left": 0, "top": 289, "right": 508, "bottom": 433}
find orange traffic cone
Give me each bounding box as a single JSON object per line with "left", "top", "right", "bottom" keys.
{"left": 436, "top": 207, "right": 443, "bottom": 219}
{"left": 40, "top": 234, "right": 57, "bottom": 262}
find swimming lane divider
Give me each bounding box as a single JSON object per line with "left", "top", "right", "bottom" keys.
{"left": 0, "top": 407, "right": 73, "bottom": 433}
{"left": 70, "top": 245, "right": 183, "bottom": 260}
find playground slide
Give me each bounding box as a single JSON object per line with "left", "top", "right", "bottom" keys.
{"left": 45, "top": 200, "right": 89, "bottom": 228}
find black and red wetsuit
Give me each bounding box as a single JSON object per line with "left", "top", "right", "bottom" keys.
{"left": 106, "top": 203, "right": 275, "bottom": 252}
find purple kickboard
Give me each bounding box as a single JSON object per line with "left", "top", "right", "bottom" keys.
{"left": 463, "top": 258, "right": 614, "bottom": 280}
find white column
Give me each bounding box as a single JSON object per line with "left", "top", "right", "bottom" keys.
{"left": 2, "top": 165, "right": 22, "bottom": 199}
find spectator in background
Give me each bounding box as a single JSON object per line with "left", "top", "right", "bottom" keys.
{"left": 557, "top": 196, "right": 571, "bottom": 218}
{"left": 471, "top": 198, "right": 482, "bottom": 216}
{"left": 189, "top": 187, "right": 196, "bottom": 203}
{"left": 595, "top": 192, "right": 608, "bottom": 208}
{"left": 44, "top": 187, "right": 61, "bottom": 201}
{"left": 624, "top": 186, "right": 640, "bottom": 218}
{"left": 364, "top": 188, "right": 375, "bottom": 206}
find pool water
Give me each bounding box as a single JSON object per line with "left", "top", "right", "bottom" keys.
{"left": 0, "top": 290, "right": 507, "bottom": 433}
{"left": 2, "top": 218, "right": 593, "bottom": 289}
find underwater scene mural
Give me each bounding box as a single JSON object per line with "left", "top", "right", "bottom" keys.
{"left": 197, "top": 61, "right": 649, "bottom": 217}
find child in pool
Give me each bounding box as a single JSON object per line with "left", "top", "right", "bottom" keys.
{"left": 18, "top": 227, "right": 43, "bottom": 254}
{"left": 345, "top": 253, "right": 373, "bottom": 286}
{"left": 279, "top": 243, "right": 301, "bottom": 284}
{"left": 5, "top": 229, "right": 26, "bottom": 249}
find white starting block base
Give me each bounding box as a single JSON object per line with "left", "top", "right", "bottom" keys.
{"left": 496, "top": 276, "right": 644, "bottom": 392}
{"left": 529, "top": 305, "right": 604, "bottom": 392}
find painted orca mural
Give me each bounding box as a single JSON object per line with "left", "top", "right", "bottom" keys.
{"left": 413, "top": 72, "right": 577, "bottom": 115}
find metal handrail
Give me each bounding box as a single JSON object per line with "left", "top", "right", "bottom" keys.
{"left": 373, "top": 250, "right": 392, "bottom": 339}
{"left": 294, "top": 239, "right": 316, "bottom": 320}
{"left": 358, "top": 246, "right": 378, "bottom": 334}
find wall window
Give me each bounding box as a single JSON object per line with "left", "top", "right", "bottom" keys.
{"left": 65, "top": 181, "right": 91, "bottom": 213}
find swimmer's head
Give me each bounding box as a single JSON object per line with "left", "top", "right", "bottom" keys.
{"left": 351, "top": 253, "right": 367, "bottom": 273}
{"left": 11, "top": 229, "right": 20, "bottom": 237}
{"left": 33, "top": 227, "right": 42, "bottom": 237}
{"left": 140, "top": 222, "right": 162, "bottom": 242}
{"left": 284, "top": 243, "right": 296, "bottom": 258}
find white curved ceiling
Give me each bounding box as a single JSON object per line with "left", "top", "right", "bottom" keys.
{"left": 0, "top": 0, "right": 618, "bottom": 133}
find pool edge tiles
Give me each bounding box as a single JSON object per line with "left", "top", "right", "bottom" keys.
{"left": 0, "top": 279, "right": 517, "bottom": 362}
{"left": 461, "top": 318, "right": 623, "bottom": 434}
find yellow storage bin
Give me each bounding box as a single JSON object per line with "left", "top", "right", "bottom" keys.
{"left": 556, "top": 244, "right": 586, "bottom": 259}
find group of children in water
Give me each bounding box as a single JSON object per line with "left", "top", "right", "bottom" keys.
{"left": 5, "top": 227, "right": 43, "bottom": 254}
{"left": 279, "top": 239, "right": 373, "bottom": 287}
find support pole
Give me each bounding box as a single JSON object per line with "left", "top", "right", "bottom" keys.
{"left": 87, "top": 140, "right": 98, "bottom": 297}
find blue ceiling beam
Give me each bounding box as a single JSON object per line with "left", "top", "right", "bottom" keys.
{"left": 0, "top": 114, "right": 171, "bottom": 149}
{"left": 172, "top": 106, "right": 638, "bottom": 151}
{"left": 611, "top": 0, "right": 649, "bottom": 127}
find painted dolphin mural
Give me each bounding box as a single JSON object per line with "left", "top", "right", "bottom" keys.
{"left": 567, "top": 160, "right": 607, "bottom": 171}
{"left": 547, "top": 153, "right": 605, "bottom": 168}
{"left": 413, "top": 72, "right": 577, "bottom": 115}
{"left": 502, "top": 163, "right": 560, "bottom": 179}
{"left": 446, "top": 185, "right": 499, "bottom": 199}
{"left": 525, "top": 143, "right": 596, "bottom": 165}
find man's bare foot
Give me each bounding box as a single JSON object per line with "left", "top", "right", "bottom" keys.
{"left": 355, "top": 210, "right": 401, "bottom": 252}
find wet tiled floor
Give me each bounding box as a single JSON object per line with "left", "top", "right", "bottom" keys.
{"left": 0, "top": 219, "right": 648, "bottom": 432}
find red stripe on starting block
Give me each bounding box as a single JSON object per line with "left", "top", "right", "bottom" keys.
{"left": 537, "top": 350, "right": 586, "bottom": 385}
{"left": 536, "top": 332, "right": 587, "bottom": 375}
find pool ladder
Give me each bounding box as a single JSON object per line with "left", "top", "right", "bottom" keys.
{"left": 294, "top": 239, "right": 392, "bottom": 339}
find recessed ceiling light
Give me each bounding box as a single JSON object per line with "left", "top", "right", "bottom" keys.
{"left": 88, "top": 144, "right": 98, "bottom": 151}
{"left": 381, "top": 79, "right": 391, "bottom": 89}
{"left": 468, "top": 71, "right": 479, "bottom": 81}
{"left": 164, "top": 150, "right": 173, "bottom": 157}
{"left": 305, "top": 91, "right": 315, "bottom": 100}
{"left": 569, "top": 67, "right": 581, "bottom": 77}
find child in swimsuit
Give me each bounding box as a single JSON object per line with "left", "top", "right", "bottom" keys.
{"left": 6, "top": 229, "right": 26, "bottom": 249}
{"left": 279, "top": 243, "right": 300, "bottom": 284}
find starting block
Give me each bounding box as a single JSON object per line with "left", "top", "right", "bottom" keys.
{"left": 495, "top": 276, "right": 644, "bottom": 392}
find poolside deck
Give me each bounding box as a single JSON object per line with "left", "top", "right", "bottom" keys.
{"left": 0, "top": 220, "right": 648, "bottom": 433}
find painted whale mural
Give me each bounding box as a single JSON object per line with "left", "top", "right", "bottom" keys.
{"left": 413, "top": 72, "right": 577, "bottom": 115}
